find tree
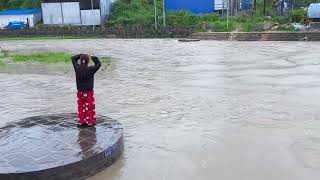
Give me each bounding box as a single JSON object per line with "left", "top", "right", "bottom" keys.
{"left": 21, "top": 0, "right": 41, "bottom": 9}
{"left": 0, "top": 0, "right": 41, "bottom": 10}
{"left": 0, "top": 0, "right": 10, "bottom": 10}
{"left": 6, "top": 0, "right": 24, "bottom": 9}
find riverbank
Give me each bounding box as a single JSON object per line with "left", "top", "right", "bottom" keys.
{"left": 190, "top": 31, "right": 320, "bottom": 41}
{"left": 0, "top": 27, "right": 192, "bottom": 39}
{"left": 3, "top": 30, "right": 320, "bottom": 41}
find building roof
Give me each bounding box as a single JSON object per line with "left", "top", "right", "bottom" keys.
{"left": 0, "top": 8, "right": 41, "bottom": 16}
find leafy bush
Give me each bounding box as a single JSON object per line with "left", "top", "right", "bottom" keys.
{"left": 0, "top": 0, "right": 40, "bottom": 10}
{"left": 236, "top": 13, "right": 250, "bottom": 23}
{"left": 240, "top": 22, "right": 265, "bottom": 32}
{"left": 252, "top": 13, "right": 272, "bottom": 22}
{"left": 166, "top": 10, "right": 199, "bottom": 27}
{"left": 109, "top": 0, "right": 221, "bottom": 28}
{"left": 272, "top": 16, "right": 289, "bottom": 24}
{"left": 277, "top": 24, "right": 297, "bottom": 31}
{"left": 199, "top": 13, "right": 220, "bottom": 22}
{"left": 106, "top": 0, "right": 306, "bottom": 33}
{"left": 207, "top": 20, "right": 236, "bottom": 32}
{"left": 168, "top": 11, "right": 221, "bottom": 28}
{"left": 107, "top": 0, "right": 161, "bottom": 27}
{"left": 289, "top": 9, "right": 307, "bottom": 23}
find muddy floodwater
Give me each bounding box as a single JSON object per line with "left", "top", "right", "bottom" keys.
{"left": 1, "top": 39, "right": 320, "bottom": 180}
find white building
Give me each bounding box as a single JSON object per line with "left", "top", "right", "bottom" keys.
{"left": 42, "top": 0, "right": 113, "bottom": 26}
{"left": 215, "top": 0, "right": 228, "bottom": 11}
{"left": 0, "top": 9, "right": 42, "bottom": 29}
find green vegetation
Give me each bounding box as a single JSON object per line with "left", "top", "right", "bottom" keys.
{"left": 0, "top": 59, "right": 5, "bottom": 67}
{"left": 10, "top": 52, "right": 71, "bottom": 63}
{"left": 0, "top": 0, "right": 309, "bottom": 32}
{"left": 108, "top": 0, "right": 307, "bottom": 32}
{"left": 0, "top": 48, "right": 8, "bottom": 67}
{"left": 100, "top": 56, "right": 112, "bottom": 65}
{"left": 289, "top": 8, "right": 307, "bottom": 23}
{"left": 0, "top": 36, "right": 99, "bottom": 41}
{"left": 0, "top": 50, "right": 111, "bottom": 65}
{"left": 108, "top": 0, "right": 163, "bottom": 27}
{"left": 0, "top": 0, "right": 41, "bottom": 10}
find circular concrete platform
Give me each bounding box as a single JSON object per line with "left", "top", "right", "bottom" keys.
{"left": 0, "top": 113, "right": 124, "bottom": 180}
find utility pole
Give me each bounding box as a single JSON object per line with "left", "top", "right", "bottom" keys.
{"left": 163, "top": 0, "right": 166, "bottom": 27}
{"left": 263, "top": 0, "right": 266, "bottom": 15}
{"left": 281, "top": 0, "right": 284, "bottom": 15}
{"left": 154, "top": 0, "right": 157, "bottom": 29}
{"left": 91, "top": 0, "right": 94, "bottom": 30}
{"left": 227, "top": 0, "right": 229, "bottom": 29}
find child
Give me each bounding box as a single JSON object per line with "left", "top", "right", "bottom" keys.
{"left": 71, "top": 53, "right": 101, "bottom": 126}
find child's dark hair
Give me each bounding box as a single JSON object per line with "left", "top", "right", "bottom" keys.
{"left": 78, "top": 54, "right": 90, "bottom": 80}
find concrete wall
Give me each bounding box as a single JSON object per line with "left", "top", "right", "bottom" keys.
{"left": 0, "top": 13, "right": 41, "bottom": 28}
{"left": 191, "top": 32, "right": 317, "bottom": 41}
{"left": 42, "top": 3, "right": 63, "bottom": 24}
{"left": 81, "top": 10, "right": 101, "bottom": 25}
{"left": 0, "top": 27, "right": 193, "bottom": 38}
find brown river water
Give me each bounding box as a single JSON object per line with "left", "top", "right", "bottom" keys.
{"left": 1, "top": 39, "right": 320, "bottom": 180}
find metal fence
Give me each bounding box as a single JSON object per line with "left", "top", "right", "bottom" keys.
{"left": 220, "top": 0, "right": 312, "bottom": 16}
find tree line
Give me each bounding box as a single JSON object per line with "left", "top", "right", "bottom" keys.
{"left": 0, "top": 0, "right": 41, "bottom": 10}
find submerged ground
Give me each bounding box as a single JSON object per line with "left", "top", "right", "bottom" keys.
{"left": 0, "top": 39, "right": 320, "bottom": 180}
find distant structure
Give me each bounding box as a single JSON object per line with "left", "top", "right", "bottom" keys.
{"left": 308, "top": 3, "right": 320, "bottom": 19}
{"left": 164, "top": 0, "right": 253, "bottom": 14}
{"left": 0, "top": 8, "right": 42, "bottom": 29}
{"left": 164, "top": 0, "right": 229, "bottom": 13}
{"left": 41, "top": 0, "right": 113, "bottom": 26}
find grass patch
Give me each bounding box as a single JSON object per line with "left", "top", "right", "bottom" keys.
{"left": 0, "top": 48, "right": 8, "bottom": 67}
{"left": 0, "top": 53, "right": 7, "bottom": 58}
{"left": 9, "top": 52, "right": 112, "bottom": 64}
{"left": 10, "top": 52, "right": 71, "bottom": 63}
{"left": 100, "top": 56, "right": 112, "bottom": 65}
{"left": 0, "top": 60, "right": 5, "bottom": 67}
{"left": 208, "top": 20, "right": 236, "bottom": 32}
{"left": 277, "top": 24, "right": 298, "bottom": 31}
{"left": 240, "top": 22, "right": 265, "bottom": 32}
{"left": 0, "top": 36, "right": 99, "bottom": 41}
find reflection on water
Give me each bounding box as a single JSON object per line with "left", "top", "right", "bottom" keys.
{"left": 1, "top": 39, "right": 320, "bottom": 180}
{"left": 78, "top": 126, "right": 97, "bottom": 159}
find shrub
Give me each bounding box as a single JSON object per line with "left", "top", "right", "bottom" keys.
{"left": 289, "top": 8, "right": 307, "bottom": 23}
{"left": 241, "top": 22, "right": 265, "bottom": 32}
{"left": 107, "top": 0, "right": 160, "bottom": 27}
{"left": 207, "top": 20, "right": 236, "bottom": 32}
{"left": 199, "top": 13, "right": 220, "bottom": 22}
{"left": 277, "top": 24, "right": 297, "bottom": 31}
{"left": 166, "top": 10, "right": 199, "bottom": 27}
{"left": 272, "top": 16, "right": 289, "bottom": 24}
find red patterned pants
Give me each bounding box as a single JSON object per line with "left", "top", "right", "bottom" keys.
{"left": 77, "top": 91, "right": 96, "bottom": 124}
